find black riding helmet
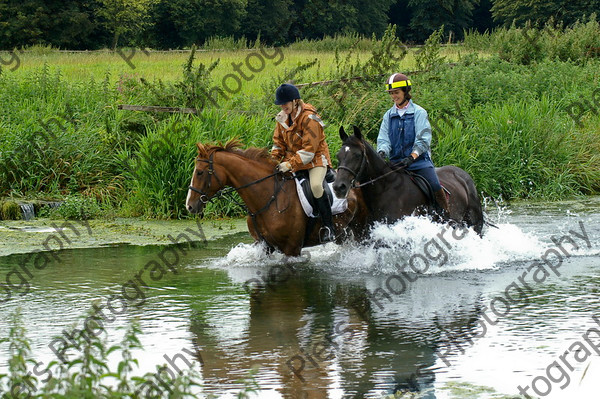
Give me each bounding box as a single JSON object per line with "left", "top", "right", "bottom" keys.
{"left": 274, "top": 83, "right": 301, "bottom": 105}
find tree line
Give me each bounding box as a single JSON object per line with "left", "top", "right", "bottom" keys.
{"left": 0, "top": 0, "right": 598, "bottom": 50}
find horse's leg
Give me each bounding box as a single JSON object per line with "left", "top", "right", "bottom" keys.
{"left": 439, "top": 167, "right": 484, "bottom": 235}
{"left": 246, "top": 216, "right": 260, "bottom": 242}
{"left": 466, "top": 188, "right": 484, "bottom": 236}
{"left": 246, "top": 216, "right": 276, "bottom": 253}
{"left": 345, "top": 189, "right": 369, "bottom": 242}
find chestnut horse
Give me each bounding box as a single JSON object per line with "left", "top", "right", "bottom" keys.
{"left": 186, "top": 140, "right": 367, "bottom": 256}
{"left": 332, "top": 127, "right": 484, "bottom": 235}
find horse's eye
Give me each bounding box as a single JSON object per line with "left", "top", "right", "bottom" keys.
{"left": 196, "top": 171, "right": 203, "bottom": 176}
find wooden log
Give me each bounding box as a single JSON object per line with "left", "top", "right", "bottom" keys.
{"left": 118, "top": 104, "right": 198, "bottom": 114}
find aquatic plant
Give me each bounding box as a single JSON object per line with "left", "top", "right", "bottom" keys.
{"left": 0, "top": 308, "right": 201, "bottom": 397}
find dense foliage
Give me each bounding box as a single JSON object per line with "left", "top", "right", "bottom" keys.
{"left": 0, "top": 0, "right": 599, "bottom": 48}
{"left": 1, "top": 22, "right": 599, "bottom": 218}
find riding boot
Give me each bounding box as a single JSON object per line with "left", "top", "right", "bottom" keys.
{"left": 434, "top": 188, "right": 450, "bottom": 219}
{"left": 315, "top": 195, "right": 335, "bottom": 243}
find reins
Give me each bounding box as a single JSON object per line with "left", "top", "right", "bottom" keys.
{"left": 338, "top": 145, "right": 405, "bottom": 189}
{"left": 188, "top": 152, "right": 290, "bottom": 219}
{"left": 353, "top": 168, "right": 402, "bottom": 188}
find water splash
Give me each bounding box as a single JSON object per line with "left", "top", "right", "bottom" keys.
{"left": 210, "top": 216, "right": 546, "bottom": 276}
{"left": 308, "top": 216, "right": 545, "bottom": 275}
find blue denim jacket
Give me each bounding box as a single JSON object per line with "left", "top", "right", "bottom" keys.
{"left": 377, "top": 100, "right": 434, "bottom": 170}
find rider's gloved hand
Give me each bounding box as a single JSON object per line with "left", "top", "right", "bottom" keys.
{"left": 276, "top": 162, "right": 292, "bottom": 173}
{"left": 398, "top": 155, "right": 415, "bottom": 168}
{"left": 378, "top": 151, "right": 386, "bottom": 159}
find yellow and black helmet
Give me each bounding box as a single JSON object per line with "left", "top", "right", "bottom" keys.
{"left": 385, "top": 73, "right": 412, "bottom": 92}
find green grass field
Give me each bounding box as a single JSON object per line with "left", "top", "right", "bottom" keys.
{"left": 1, "top": 27, "right": 599, "bottom": 219}
{"left": 5, "top": 45, "right": 470, "bottom": 86}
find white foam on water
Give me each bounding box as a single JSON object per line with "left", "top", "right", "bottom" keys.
{"left": 308, "top": 216, "right": 547, "bottom": 275}
{"left": 206, "top": 241, "right": 311, "bottom": 285}
{"left": 208, "top": 215, "right": 549, "bottom": 277}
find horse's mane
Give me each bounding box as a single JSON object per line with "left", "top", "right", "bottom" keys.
{"left": 345, "top": 135, "right": 377, "bottom": 155}
{"left": 343, "top": 134, "right": 390, "bottom": 173}
{"left": 196, "top": 138, "right": 277, "bottom": 166}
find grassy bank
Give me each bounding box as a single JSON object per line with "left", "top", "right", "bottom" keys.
{"left": 1, "top": 24, "right": 599, "bottom": 219}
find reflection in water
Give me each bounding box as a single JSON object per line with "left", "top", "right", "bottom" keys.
{"left": 0, "top": 202, "right": 599, "bottom": 398}
{"left": 192, "top": 260, "right": 490, "bottom": 398}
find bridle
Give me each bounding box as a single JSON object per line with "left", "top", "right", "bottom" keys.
{"left": 337, "top": 146, "right": 368, "bottom": 188}
{"left": 337, "top": 143, "right": 404, "bottom": 189}
{"left": 188, "top": 153, "right": 223, "bottom": 204}
{"left": 188, "top": 151, "right": 288, "bottom": 217}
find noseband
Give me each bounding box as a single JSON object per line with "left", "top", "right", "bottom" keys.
{"left": 337, "top": 143, "right": 402, "bottom": 189}
{"left": 337, "top": 146, "right": 368, "bottom": 188}
{"left": 188, "top": 153, "right": 223, "bottom": 204}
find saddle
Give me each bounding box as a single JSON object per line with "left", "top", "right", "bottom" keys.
{"left": 406, "top": 171, "right": 435, "bottom": 205}
{"left": 294, "top": 169, "right": 347, "bottom": 218}
{"left": 390, "top": 164, "right": 449, "bottom": 208}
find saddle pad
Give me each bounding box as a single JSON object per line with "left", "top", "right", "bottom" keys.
{"left": 294, "top": 179, "right": 348, "bottom": 218}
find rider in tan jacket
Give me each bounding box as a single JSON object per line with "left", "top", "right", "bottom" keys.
{"left": 271, "top": 83, "right": 335, "bottom": 242}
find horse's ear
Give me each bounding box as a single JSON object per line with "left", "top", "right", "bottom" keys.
{"left": 339, "top": 126, "right": 348, "bottom": 141}
{"left": 196, "top": 143, "right": 202, "bottom": 152}
{"left": 352, "top": 125, "right": 362, "bottom": 140}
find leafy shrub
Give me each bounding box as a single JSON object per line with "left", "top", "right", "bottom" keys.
{"left": 463, "top": 15, "right": 600, "bottom": 64}
{"left": 39, "top": 195, "right": 101, "bottom": 220}
{"left": 415, "top": 26, "right": 446, "bottom": 71}
{"left": 138, "top": 46, "right": 220, "bottom": 109}
{"left": 0, "top": 308, "right": 204, "bottom": 398}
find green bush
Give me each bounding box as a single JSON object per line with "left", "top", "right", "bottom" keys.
{"left": 0, "top": 308, "right": 204, "bottom": 398}
{"left": 39, "top": 195, "right": 101, "bottom": 220}
{"left": 463, "top": 15, "right": 600, "bottom": 64}
{"left": 415, "top": 26, "right": 446, "bottom": 71}
{"left": 433, "top": 97, "right": 596, "bottom": 199}
{"left": 0, "top": 66, "right": 123, "bottom": 199}
{"left": 0, "top": 201, "right": 21, "bottom": 220}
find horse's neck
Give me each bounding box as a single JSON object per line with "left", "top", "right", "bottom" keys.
{"left": 217, "top": 153, "right": 277, "bottom": 205}
{"left": 362, "top": 152, "right": 409, "bottom": 195}
{"left": 365, "top": 152, "right": 394, "bottom": 185}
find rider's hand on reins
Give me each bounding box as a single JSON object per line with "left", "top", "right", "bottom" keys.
{"left": 397, "top": 156, "right": 415, "bottom": 168}
{"left": 276, "top": 162, "right": 292, "bottom": 173}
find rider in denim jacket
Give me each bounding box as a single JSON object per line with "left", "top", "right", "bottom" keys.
{"left": 376, "top": 73, "right": 450, "bottom": 214}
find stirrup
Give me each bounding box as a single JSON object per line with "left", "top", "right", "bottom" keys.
{"left": 319, "top": 226, "right": 334, "bottom": 243}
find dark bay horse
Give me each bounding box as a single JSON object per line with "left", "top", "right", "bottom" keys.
{"left": 186, "top": 139, "right": 368, "bottom": 256}
{"left": 332, "top": 126, "right": 484, "bottom": 235}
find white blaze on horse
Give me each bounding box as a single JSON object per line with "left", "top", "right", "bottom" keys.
{"left": 333, "top": 126, "right": 484, "bottom": 235}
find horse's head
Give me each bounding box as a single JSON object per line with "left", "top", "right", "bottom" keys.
{"left": 333, "top": 126, "right": 367, "bottom": 199}
{"left": 186, "top": 143, "right": 228, "bottom": 216}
